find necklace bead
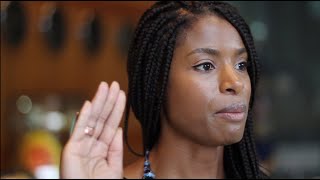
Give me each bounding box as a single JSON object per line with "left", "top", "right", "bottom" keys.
{"left": 142, "top": 150, "right": 156, "bottom": 179}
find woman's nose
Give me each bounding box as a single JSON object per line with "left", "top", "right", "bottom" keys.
{"left": 219, "top": 65, "right": 244, "bottom": 95}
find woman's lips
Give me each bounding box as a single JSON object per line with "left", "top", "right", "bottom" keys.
{"left": 215, "top": 112, "right": 246, "bottom": 121}
{"left": 215, "top": 103, "right": 247, "bottom": 121}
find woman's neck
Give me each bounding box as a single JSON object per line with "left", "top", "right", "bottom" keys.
{"left": 149, "top": 122, "right": 225, "bottom": 179}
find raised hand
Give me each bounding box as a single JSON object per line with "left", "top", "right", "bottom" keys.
{"left": 60, "top": 81, "right": 126, "bottom": 179}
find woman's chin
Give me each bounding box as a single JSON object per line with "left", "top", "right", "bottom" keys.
{"left": 203, "top": 130, "right": 245, "bottom": 147}
{"left": 222, "top": 131, "right": 245, "bottom": 145}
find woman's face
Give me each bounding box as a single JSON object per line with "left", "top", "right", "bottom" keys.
{"left": 164, "top": 15, "right": 251, "bottom": 146}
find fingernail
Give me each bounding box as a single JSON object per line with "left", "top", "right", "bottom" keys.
{"left": 110, "top": 81, "right": 115, "bottom": 87}
{"left": 100, "top": 81, "right": 109, "bottom": 90}
{"left": 111, "top": 81, "right": 119, "bottom": 89}
{"left": 120, "top": 90, "right": 126, "bottom": 97}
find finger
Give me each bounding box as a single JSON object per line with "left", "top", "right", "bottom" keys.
{"left": 107, "top": 127, "right": 123, "bottom": 172}
{"left": 91, "top": 81, "right": 109, "bottom": 103}
{"left": 93, "top": 81, "right": 120, "bottom": 139}
{"left": 69, "top": 100, "right": 92, "bottom": 141}
{"left": 87, "top": 81, "right": 110, "bottom": 137}
{"left": 99, "top": 90, "right": 126, "bottom": 145}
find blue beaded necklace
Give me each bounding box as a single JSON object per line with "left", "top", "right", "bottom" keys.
{"left": 142, "top": 150, "right": 156, "bottom": 179}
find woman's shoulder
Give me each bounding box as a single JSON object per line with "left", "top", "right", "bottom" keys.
{"left": 124, "top": 157, "right": 145, "bottom": 179}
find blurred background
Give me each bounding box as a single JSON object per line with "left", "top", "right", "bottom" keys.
{"left": 1, "top": 1, "right": 319, "bottom": 179}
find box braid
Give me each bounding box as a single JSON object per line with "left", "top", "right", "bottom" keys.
{"left": 124, "top": 1, "right": 267, "bottom": 179}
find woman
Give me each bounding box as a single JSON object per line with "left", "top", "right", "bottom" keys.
{"left": 60, "top": 1, "right": 268, "bottom": 179}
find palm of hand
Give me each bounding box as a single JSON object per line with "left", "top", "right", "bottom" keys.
{"left": 60, "top": 82, "right": 125, "bottom": 179}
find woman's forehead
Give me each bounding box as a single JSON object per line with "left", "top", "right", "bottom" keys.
{"left": 179, "top": 15, "right": 245, "bottom": 52}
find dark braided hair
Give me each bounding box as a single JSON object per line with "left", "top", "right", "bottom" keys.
{"left": 124, "top": 1, "right": 267, "bottom": 179}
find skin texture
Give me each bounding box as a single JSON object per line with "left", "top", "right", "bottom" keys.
{"left": 125, "top": 15, "right": 251, "bottom": 179}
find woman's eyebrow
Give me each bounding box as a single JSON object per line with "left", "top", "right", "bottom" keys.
{"left": 187, "top": 48, "right": 219, "bottom": 57}
{"left": 236, "top": 47, "right": 247, "bottom": 56}
{"left": 186, "top": 47, "right": 247, "bottom": 57}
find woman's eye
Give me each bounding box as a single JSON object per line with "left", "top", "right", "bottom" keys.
{"left": 235, "top": 61, "right": 248, "bottom": 71}
{"left": 193, "top": 62, "right": 215, "bottom": 72}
